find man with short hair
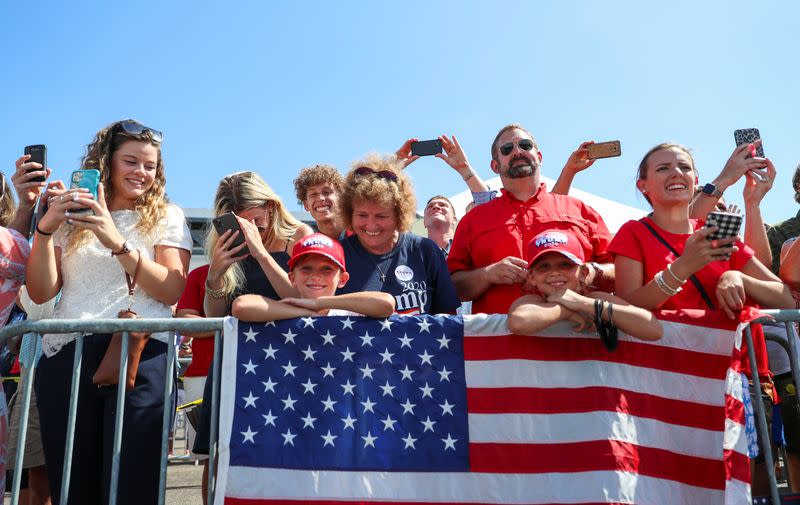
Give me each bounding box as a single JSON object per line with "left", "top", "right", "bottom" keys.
{"left": 423, "top": 195, "right": 457, "bottom": 255}
{"left": 293, "top": 164, "right": 347, "bottom": 240}
{"left": 447, "top": 124, "right": 614, "bottom": 314}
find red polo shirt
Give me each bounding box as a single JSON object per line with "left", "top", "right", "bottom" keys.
{"left": 447, "top": 184, "right": 612, "bottom": 314}
{"left": 177, "top": 265, "right": 214, "bottom": 378}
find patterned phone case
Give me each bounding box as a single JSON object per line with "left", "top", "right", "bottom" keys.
{"left": 733, "top": 128, "right": 765, "bottom": 158}
{"left": 705, "top": 211, "right": 743, "bottom": 241}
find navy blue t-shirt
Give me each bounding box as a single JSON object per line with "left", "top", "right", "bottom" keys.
{"left": 338, "top": 233, "right": 460, "bottom": 315}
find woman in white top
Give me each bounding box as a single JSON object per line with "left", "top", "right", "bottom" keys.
{"left": 25, "top": 119, "right": 192, "bottom": 505}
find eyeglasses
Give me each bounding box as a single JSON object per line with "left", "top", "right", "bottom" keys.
{"left": 499, "top": 138, "right": 535, "bottom": 156}
{"left": 354, "top": 166, "right": 398, "bottom": 182}
{"left": 117, "top": 119, "right": 163, "bottom": 143}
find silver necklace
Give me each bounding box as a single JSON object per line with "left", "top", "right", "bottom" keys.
{"left": 362, "top": 249, "right": 388, "bottom": 283}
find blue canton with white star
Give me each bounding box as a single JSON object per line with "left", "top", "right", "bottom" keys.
{"left": 230, "top": 315, "right": 469, "bottom": 471}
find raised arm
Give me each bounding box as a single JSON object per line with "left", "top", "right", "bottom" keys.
{"left": 552, "top": 141, "right": 596, "bottom": 195}
{"left": 742, "top": 159, "right": 776, "bottom": 267}
{"left": 780, "top": 239, "right": 800, "bottom": 291}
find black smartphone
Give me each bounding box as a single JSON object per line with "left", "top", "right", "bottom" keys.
{"left": 733, "top": 128, "right": 765, "bottom": 158}
{"left": 411, "top": 139, "right": 443, "bottom": 157}
{"left": 24, "top": 145, "right": 47, "bottom": 183}
{"left": 212, "top": 212, "right": 246, "bottom": 249}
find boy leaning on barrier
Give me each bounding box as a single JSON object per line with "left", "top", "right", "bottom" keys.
{"left": 231, "top": 233, "right": 395, "bottom": 321}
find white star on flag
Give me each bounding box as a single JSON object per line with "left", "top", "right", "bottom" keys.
{"left": 262, "top": 344, "right": 278, "bottom": 359}
{"left": 301, "top": 316, "right": 316, "bottom": 328}
{"left": 281, "top": 394, "right": 297, "bottom": 411}
{"left": 263, "top": 321, "right": 276, "bottom": 327}
{"left": 397, "top": 333, "right": 413, "bottom": 348}
{"left": 282, "top": 329, "right": 297, "bottom": 344}
{"left": 399, "top": 365, "right": 414, "bottom": 381}
{"left": 380, "top": 381, "right": 395, "bottom": 397}
{"left": 402, "top": 433, "right": 417, "bottom": 449}
{"left": 301, "top": 412, "right": 317, "bottom": 429}
{"left": 320, "top": 330, "right": 336, "bottom": 345}
{"left": 442, "top": 433, "right": 458, "bottom": 451}
{"left": 341, "top": 379, "right": 356, "bottom": 395}
{"left": 359, "top": 331, "right": 374, "bottom": 347}
{"left": 419, "top": 382, "right": 434, "bottom": 398}
{"left": 380, "top": 414, "right": 397, "bottom": 431}
{"left": 301, "top": 345, "right": 317, "bottom": 361}
{"left": 262, "top": 410, "right": 277, "bottom": 427}
{"left": 421, "top": 416, "right": 436, "bottom": 432}
{"left": 321, "top": 430, "right": 337, "bottom": 447}
{"left": 400, "top": 398, "right": 416, "bottom": 415}
{"left": 282, "top": 361, "right": 297, "bottom": 377}
{"left": 440, "top": 399, "right": 455, "bottom": 416}
{"left": 340, "top": 347, "right": 355, "bottom": 362}
{"left": 379, "top": 318, "right": 394, "bottom": 331}
{"left": 361, "top": 397, "right": 376, "bottom": 413}
{"left": 301, "top": 378, "right": 317, "bottom": 395}
{"left": 340, "top": 317, "right": 355, "bottom": 330}
{"left": 262, "top": 377, "right": 277, "bottom": 393}
{"left": 282, "top": 429, "right": 297, "bottom": 446}
{"left": 438, "top": 366, "right": 452, "bottom": 382}
{"left": 241, "top": 426, "right": 257, "bottom": 443}
{"left": 342, "top": 413, "right": 357, "bottom": 430}
{"left": 418, "top": 349, "right": 434, "bottom": 365}
{"left": 242, "top": 359, "right": 258, "bottom": 375}
{"left": 379, "top": 348, "right": 394, "bottom": 363}
{"left": 242, "top": 391, "right": 258, "bottom": 408}
{"left": 321, "top": 362, "right": 336, "bottom": 378}
{"left": 321, "top": 395, "right": 336, "bottom": 412}
{"left": 243, "top": 327, "right": 258, "bottom": 342}
{"left": 360, "top": 363, "right": 375, "bottom": 379}
{"left": 417, "top": 319, "right": 432, "bottom": 333}
{"left": 436, "top": 334, "right": 450, "bottom": 349}
{"left": 361, "top": 431, "right": 378, "bottom": 448}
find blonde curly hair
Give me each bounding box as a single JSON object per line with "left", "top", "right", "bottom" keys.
{"left": 66, "top": 119, "right": 167, "bottom": 251}
{"left": 340, "top": 154, "right": 416, "bottom": 234}
{"left": 206, "top": 171, "right": 304, "bottom": 297}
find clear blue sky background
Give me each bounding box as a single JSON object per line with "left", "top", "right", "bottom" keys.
{"left": 2, "top": 1, "right": 798, "bottom": 224}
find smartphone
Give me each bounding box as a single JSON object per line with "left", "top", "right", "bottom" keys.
{"left": 24, "top": 145, "right": 47, "bottom": 183}
{"left": 212, "top": 212, "right": 246, "bottom": 249}
{"left": 704, "top": 211, "right": 743, "bottom": 242}
{"left": 70, "top": 169, "right": 100, "bottom": 213}
{"left": 733, "top": 128, "right": 765, "bottom": 158}
{"left": 586, "top": 140, "right": 621, "bottom": 160}
{"left": 410, "top": 139, "right": 443, "bottom": 157}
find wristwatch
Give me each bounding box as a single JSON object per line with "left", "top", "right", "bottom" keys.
{"left": 111, "top": 241, "right": 132, "bottom": 256}
{"left": 700, "top": 183, "right": 723, "bottom": 198}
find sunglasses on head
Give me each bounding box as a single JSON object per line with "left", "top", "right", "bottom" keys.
{"left": 354, "top": 166, "right": 398, "bottom": 182}
{"left": 117, "top": 119, "right": 163, "bottom": 143}
{"left": 499, "top": 138, "right": 535, "bottom": 156}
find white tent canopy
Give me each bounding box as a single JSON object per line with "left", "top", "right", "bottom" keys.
{"left": 441, "top": 176, "right": 647, "bottom": 233}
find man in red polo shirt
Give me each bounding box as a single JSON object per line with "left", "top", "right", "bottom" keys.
{"left": 447, "top": 123, "right": 614, "bottom": 314}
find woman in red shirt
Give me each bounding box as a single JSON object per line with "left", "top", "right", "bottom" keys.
{"left": 609, "top": 143, "right": 792, "bottom": 315}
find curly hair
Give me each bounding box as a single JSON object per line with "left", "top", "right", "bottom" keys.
{"left": 340, "top": 154, "right": 416, "bottom": 233}
{"left": 293, "top": 164, "right": 344, "bottom": 204}
{"left": 206, "top": 171, "right": 304, "bottom": 297}
{"left": 636, "top": 142, "right": 697, "bottom": 206}
{"left": 66, "top": 119, "right": 167, "bottom": 251}
{"left": 0, "top": 173, "right": 15, "bottom": 228}
{"left": 491, "top": 123, "right": 539, "bottom": 161}
{"left": 793, "top": 164, "right": 800, "bottom": 205}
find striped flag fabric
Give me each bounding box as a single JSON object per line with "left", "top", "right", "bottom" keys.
{"left": 214, "top": 309, "right": 754, "bottom": 505}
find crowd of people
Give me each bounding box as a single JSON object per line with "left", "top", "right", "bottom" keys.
{"left": 2, "top": 118, "right": 800, "bottom": 503}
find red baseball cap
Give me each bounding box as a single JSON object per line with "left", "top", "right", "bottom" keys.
{"left": 288, "top": 233, "right": 347, "bottom": 272}
{"left": 527, "top": 230, "right": 585, "bottom": 268}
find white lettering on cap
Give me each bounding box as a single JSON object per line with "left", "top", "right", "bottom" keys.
{"left": 535, "top": 232, "right": 569, "bottom": 249}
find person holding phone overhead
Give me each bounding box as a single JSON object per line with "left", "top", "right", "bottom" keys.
{"left": 609, "top": 142, "right": 792, "bottom": 316}
{"left": 192, "top": 171, "right": 311, "bottom": 504}
{"left": 24, "top": 119, "right": 193, "bottom": 505}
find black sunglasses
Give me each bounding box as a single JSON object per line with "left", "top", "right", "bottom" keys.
{"left": 499, "top": 138, "right": 535, "bottom": 156}
{"left": 354, "top": 166, "right": 398, "bottom": 182}
{"left": 117, "top": 119, "right": 163, "bottom": 143}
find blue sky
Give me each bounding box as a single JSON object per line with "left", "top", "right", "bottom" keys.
{"left": 2, "top": 1, "right": 799, "bottom": 224}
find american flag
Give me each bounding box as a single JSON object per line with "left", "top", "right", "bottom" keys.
{"left": 215, "top": 310, "right": 753, "bottom": 505}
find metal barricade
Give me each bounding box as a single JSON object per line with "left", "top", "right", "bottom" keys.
{"left": 0, "top": 317, "right": 225, "bottom": 505}
{"left": 748, "top": 309, "right": 800, "bottom": 504}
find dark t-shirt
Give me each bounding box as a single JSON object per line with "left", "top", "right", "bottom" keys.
{"left": 338, "top": 233, "right": 460, "bottom": 315}
{"left": 234, "top": 253, "right": 291, "bottom": 300}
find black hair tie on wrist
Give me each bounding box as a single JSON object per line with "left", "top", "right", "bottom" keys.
{"left": 594, "top": 300, "right": 618, "bottom": 352}
{"left": 35, "top": 224, "right": 53, "bottom": 236}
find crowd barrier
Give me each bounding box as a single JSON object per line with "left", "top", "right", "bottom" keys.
{"left": 748, "top": 309, "right": 800, "bottom": 505}
{"left": 0, "top": 317, "right": 225, "bottom": 505}
{"left": 1, "top": 311, "right": 799, "bottom": 505}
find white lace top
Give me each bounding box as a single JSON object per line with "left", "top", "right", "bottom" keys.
{"left": 42, "top": 204, "right": 193, "bottom": 357}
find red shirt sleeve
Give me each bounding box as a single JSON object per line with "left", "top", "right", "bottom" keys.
{"left": 582, "top": 204, "right": 613, "bottom": 264}
{"left": 177, "top": 265, "right": 208, "bottom": 315}
{"left": 607, "top": 220, "right": 645, "bottom": 263}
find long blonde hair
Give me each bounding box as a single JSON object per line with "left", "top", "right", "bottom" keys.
{"left": 206, "top": 171, "right": 303, "bottom": 297}
{"left": 66, "top": 119, "right": 167, "bottom": 251}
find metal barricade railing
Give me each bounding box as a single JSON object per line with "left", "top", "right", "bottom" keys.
{"left": 0, "top": 317, "right": 225, "bottom": 505}
{"left": 748, "top": 309, "right": 800, "bottom": 504}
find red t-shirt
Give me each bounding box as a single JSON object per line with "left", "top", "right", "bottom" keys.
{"left": 608, "top": 217, "right": 754, "bottom": 310}
{"left": 177, "top": 265, "right": 214, "bottom": 378}
{"left": 448, "top": 185, "right": 612, "bottom": 314}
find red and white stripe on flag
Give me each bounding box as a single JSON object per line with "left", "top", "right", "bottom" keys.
{"left": 216, "top": 309, "right": 755, "bottom": 505}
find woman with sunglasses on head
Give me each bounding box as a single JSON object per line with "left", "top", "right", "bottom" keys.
{"left": 24, "top": 119, "right": 193, "bottom": 505}
{"left": 337, "top": 154, "right": 459, "bottom": 315}
{"left": 189, "top": 171, "right": 311, "bottom": 504}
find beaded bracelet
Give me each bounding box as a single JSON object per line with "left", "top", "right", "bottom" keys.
{"left": 654, "top": 271, "right": 682, "bottom": 297}
{"left": 204, "top": 278, "right": 227, "bottom": 299}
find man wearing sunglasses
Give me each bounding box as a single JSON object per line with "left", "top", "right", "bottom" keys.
{"left": 447, "top": 123, "right": 615, "bottom": 315}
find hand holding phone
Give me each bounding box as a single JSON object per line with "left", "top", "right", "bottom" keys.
{"left": 70, "top": 169, "right": 100, "bottom": 214}
{"left": 704, "top": 211, "right": 742, "bottom": 241}
{"left": 24, "top": 145, "right": 47, "bottom": 183}
{"left": 733, "top": 128, "right": 765, "bottom": 158}
{"left": 212, "top": 212, "right": 246, "bottom": 250}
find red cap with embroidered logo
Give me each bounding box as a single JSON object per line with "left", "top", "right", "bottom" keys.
{"left": 288, "top": 233, "right": 347, "bottom": 271}
{"left": 527, "top": 229, "right": 585, "bottom": 268}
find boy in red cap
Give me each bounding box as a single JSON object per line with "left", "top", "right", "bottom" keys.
{"left": 508, "top": 230, "right": 662, "bottom": 344}
{"left": 232, "top": 233, "right": 395, "bottom": 320}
